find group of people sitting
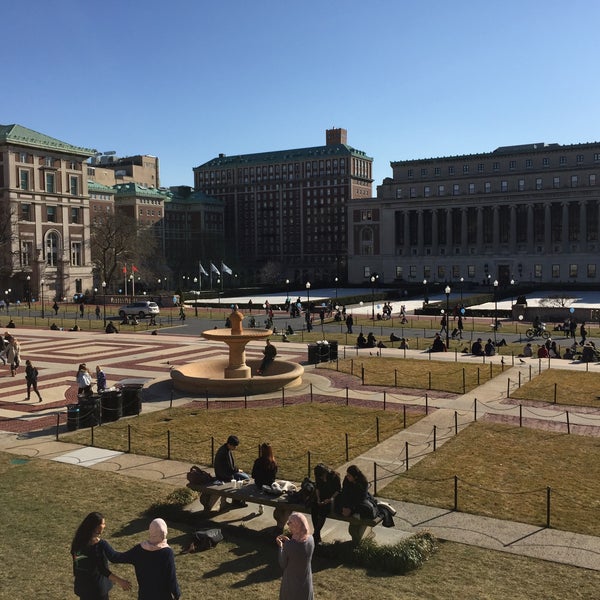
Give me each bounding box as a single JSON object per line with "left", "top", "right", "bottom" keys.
{"left": 469, "top": 337, "right": 507, "bottom": 356}
{"left": 356, "top": 332, "right": 378, "bottom": 348}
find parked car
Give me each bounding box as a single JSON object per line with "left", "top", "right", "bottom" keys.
{"left": 118, "top": 301, "right": 160, "bottom": 318}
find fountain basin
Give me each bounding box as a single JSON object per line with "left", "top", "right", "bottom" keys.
{"left": 171, "top": 358, "right": 304, "bottom": 397}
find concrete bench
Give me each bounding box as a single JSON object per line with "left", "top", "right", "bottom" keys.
{"left": 188, "top": 480, "right": 382, "bottom": 543}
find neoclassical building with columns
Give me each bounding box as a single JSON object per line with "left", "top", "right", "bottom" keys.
{"left": 348, "top": 141, "right": 600, "bottom": 287}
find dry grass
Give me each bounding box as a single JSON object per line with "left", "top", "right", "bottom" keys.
{"left": 64, "top": 403, "right": 423, "bottom": 482}
{"left": 382, "top": 421, "right": 600, "bottom": 536}
{"left": 321, "top": 356, "right": 504, "bottom": 393}
{"left": 2, "top": 452, "right": 600, "bottom": 600}
{"left": 510, "top": 369, "right": 600, "bottom": 407}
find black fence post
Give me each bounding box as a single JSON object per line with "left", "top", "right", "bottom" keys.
{"left": 433, "top": 425, "right": 437, "bottom": 451}
{"left": 345, "top": 433, "right": 349, "bottom": 461}
{"left": 546, "top": 486, "right": 551, "bottom": 528}
{"left": 128, "top": 425, "right": 131, "bottom": 453}
{"left": 454, "top": 475, "right": 458, "bottom": 511}
{"left": 167, "top": 430, "right": 171, "bottom": 460}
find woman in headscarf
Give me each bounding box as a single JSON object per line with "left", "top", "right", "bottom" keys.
{"left": 111, "top": 518, "right": 181, "bottom": 600}
{"left": 276, "top": 512, "right": 314, "bottom": 600}
{"left": 70, "top": 511, "right": 131, "bottom": 600}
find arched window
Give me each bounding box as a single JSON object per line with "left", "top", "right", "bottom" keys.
{"left": 45, "top": 231, "right": 60, "bottom": 266}
{"left": 360, "top": 227, "right": 374, "bottom": 256}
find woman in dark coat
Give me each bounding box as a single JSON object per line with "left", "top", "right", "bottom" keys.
{"left": 311, "top": 463, "right": 341, "bottom": 544}
{"left": 252, "top": 442, "right": 278, "bottom": 487}
{"left": 71, "top": 512, "right": 130, "bottom": 600}
{"left": 111, "top": 518, "right": 180, "bottom": 600}
{"left": 334, "top": 465, "right": 377, "bottom": 519}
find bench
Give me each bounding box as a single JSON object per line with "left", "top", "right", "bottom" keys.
{"left": 188, "top": 480, "right": 382, "bottom": 543}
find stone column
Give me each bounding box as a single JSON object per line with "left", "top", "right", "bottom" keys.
{"left": 527, "top": 204, "right": 534, "bottom": 252}
{"left": 544, "top": 203, "right": 551, "bottom": 250}
{"left": 432, "top": 209, "right": 439, "bottom": 255}
{"left": 562, "top": 202, "right": 569, "bottom": 251}
{"left": 492, "top": 205, "right": 499, "bottom": 246}
{"left": 417, "top": 210, "right": 424, "bottom": 254}
{"left": 446, "top": 208, "right": 453, "bottom": 249}
{"left": 509, "top": 205, "right": 517, "bottom": 252}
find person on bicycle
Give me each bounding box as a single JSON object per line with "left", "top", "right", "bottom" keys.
{"left": 533, "top": 316, "right": 541, "bottom": 331}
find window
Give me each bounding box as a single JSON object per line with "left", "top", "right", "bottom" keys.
{"left": 45, "top": 156, "right": 53, "bottom": 167}
{"left": 595, "top": 154, "right": 600, "bottom": 162}
{"left": 463, "top": 165, "right": 469, "bottom": 174}
{"left": 553, "top": 176, "right": 560, "bottom": 188}
{"left": 361, "top": 209, "right": 372, "bottom": 221}
{"left": 501, "top": 181, "right": 508, "bottom": 192}
{"left": 468, "top": 265, "right": 475, "bottom": 278}
{"left": 21, "top": 204, "right": 31, "bottom": 221}
{"left": 453, "top": 184, "right": 460, "bottom": 195}
{"left": 46, "top": 232, "right": 59, "bottom": 266}
{"left": 363, "top": 265, "right": 371, "bottom": 277}
{"left": 395, "top": 266, "right": 403, "bottom": 279}
{"left": 485, "top": 182, "right": 491, "bottom": 193}
{"left": 590, "top": 174, "right": 597, "bottom": 186}
{"left": 395, "top": 188, "right": 402, "bottom": 199}
{"left": 424, "top": 186, "right": 431, "bottom": 197}
{"left": 478, "top": 163, "right": 484, "bottom": 173}
{"left": 69, "top": 176, "right": 78, "bottom": 195}
{"left": 21, "top": 240, "right": 33, "bottom": 267}
{"left": 423, "top": 266, "right": 431, "bottom": 280}
{"left": 536, "top": 178, "right": 543, "bottom": 190}
{"left": 448, "top": 166, "right": 455, "bottom": 175}
{"left": 534, "top": 264, "right": 542, "bottom": 278}
{"left": 410, "top": 187, "right": 417, "bottom": 198}
{"left": 409, "top": 265, "right": 416, "bottom": 278}
{"left": 45, "top": 172, "right": 55, "bottom": 193}
{"left": 552, "top": 264, "right": 560, "bottom": 278}
{"left": 526, "top": 159, "right": 533, "bottom": 168}
{"left": 493, "top": 162, "right": 500, "bottom": 171}
{"left": 577, "top": 154, "right": 584, "bottom": 163}
{"left": 509, "top": 160, "right": 516, "bottom": 170}
{"left": 434, "top": 167, "right": 440, "bottom": 176}
{"left": 360, "top": 228, "right": 373, "bottom": 256}
{"left": 560, "top": 156, "right": 567, "bottom": 165}
{"left": 469, "top": 183, "right": 475, "bottom": 194}
{"left": 407, "top": 169, "right": 413, "bottom": 178}
{"left": 19, "top": 169, "right": 30, "bottom": 190}
{"left": 519, "top": 179, "right": 525, "bottom": 191}
{"left": 588, "top": 264, "right": 596, "bottom": 278}
{"left": 46, "top": 206, "right": 56, "bottom": 222}
{"left": 19, "top": 152, "right": 28, "bottom": 163}
{"left": 71, "top": 242, "right": 82, "bottom": 266}
{"left": 543, "top": 157, "right": 550, "bottom": 167}
{"left": 571, "top": 175, "right": 578, "bottom": 187}
{"left": 438, "top": 185, "right": 445, "bottom": 195}
{"left": 437, "top": 265, "right": 445, "bottom": 279}
{"left": 71, "top": 208, "right": 79, "bottom": 224}
{"left": 569, "top": 264, "right": 578, "bottom": 278}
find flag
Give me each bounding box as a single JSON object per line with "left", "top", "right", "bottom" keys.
{"left": 199, "top": 263, "right": 208, "bottom": 276}
{"left": 210, "top": 262, "right": 220, "bottom": 275}
{"left": 122, "top": 266, "right": 127, "bottom": 274}
{"left": 132, "top": 265, "right": 139, "bottom": 273}
{"left": 221, "top": 262, "right": 233, "bottom": 275}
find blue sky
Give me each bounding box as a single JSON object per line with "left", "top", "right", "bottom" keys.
{"left": 4, "top": 0, "right": 599, "bottom": 190}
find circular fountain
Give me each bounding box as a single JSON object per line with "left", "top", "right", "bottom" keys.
{"left": 171, "top": 306, "right": 304, "bottom": 396}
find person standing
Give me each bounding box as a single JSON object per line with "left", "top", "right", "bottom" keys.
{"left": 457, "top": 314, "right": 464, "bottom": 339}
{"left": 214, "top": 435, "right": 249, "bottom": 482}
{"left": 345, "top": 313, "right": 353, "bottom": 334}
{"left": 96, "top": 365, "right": 107, "bottom": 393}
{"left": 311, "top": 463, "right": 341, "bottom": 545}
{"left": 95, "top": 305, "right": 101, "bottom": 320}
{"left": 53, "top": 301, "right": 59, "bottom": 316}
{"left": 77, "top": 363, "right": 93, "bottom": 396}
{"left": 276, "top": 512, "right": 314, "bottom": 600}
{"left": 178, "top": 306, "right": 186, "bottom": 321}
{"left": 580, "top": 322, "right": 588, "bottom": 346}
{"left": 5, "top": 333, "right": 20, "bottom": 376}
{"left": 79, "top": 302, "right": 85, "bottom": 318}
{"left": 111, "top": 518, "right": 181, "bottom": 600}
{"left": 71, "top": 512, "right": 131, "bottom": 600}
{"left": 25, "top": 359, "right": 42, "bottom": 402}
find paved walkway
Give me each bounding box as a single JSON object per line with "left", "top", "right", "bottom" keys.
{"left": 2, "top": 328, "right": 600, "bottom": 571}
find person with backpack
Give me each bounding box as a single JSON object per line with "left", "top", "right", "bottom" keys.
{"left": 25, "top": 359, "right": 42, "bottom": 402}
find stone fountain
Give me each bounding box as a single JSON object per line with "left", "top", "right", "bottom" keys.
{"left": 171, "top": 306, "right": 304, "bottom": 397}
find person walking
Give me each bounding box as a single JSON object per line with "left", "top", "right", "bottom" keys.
{"left": 71, "top": 512, "right": 131, "bottom": 600}
{"left": 178, "top": 306, "right": 186, "bottom": 321}
{"left": 96, "top": 365, "right": 107, "bottom": 393}
{"left": 6, "top": 333, "right": 21, "bottom": 376}
{"left": 345, "top": 313, "right": 353, "bottom": 334}
{"left": 53, "top": 301, "right": 59, "bottom": 316}
{"left": 95, "top": 305, "right": 101, "bottom": 320}
{"left": 276, "top": 512, "right": 314, "bottom": 600}
{"left": 25, "top": 359, "right": 42, "bottom": 402}
{"left": 79, "top": 302, "right": 85, "bottom": 318}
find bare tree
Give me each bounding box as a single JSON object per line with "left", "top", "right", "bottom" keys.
{"left": 538, "top": 294, "right": 577, "bottom": 308}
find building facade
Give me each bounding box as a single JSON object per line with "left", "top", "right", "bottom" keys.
{"left": 88, "top": 153, "right": 160, "bottom": 188}
{"left": 0, "top": 124, "right": 95, "bottom": 302}
{"left": 348, "top": 142, "right": 600, "bottom": 287}
{"left": 193, "top": 128, "right": 373, "bottom": 284}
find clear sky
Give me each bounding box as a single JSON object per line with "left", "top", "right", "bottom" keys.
{"left": 4, "top": 0, "right": 599, "bottom": 190}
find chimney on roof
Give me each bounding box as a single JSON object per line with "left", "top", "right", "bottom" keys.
{"left": 326, "top": 128, "right": 347, "bottom": 146}
{"left": 219, "top": 153, "right": 226, "bottom": 158}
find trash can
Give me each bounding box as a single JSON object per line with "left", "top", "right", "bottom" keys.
{"left": 66, "top": 404, "right": 80, "bottom": 431}
{"left": 78, "top": 396, "right": 101, "bottom": 428}
{"left": 327, "top": 340, "right": 338, "bottom": 361}
{"left": 100, "top": 389, "right": 123, "bottom": 423}
{"left": 307, "top": 344, "right": 320, "bottom": 364}
{"left": 121, "top": 386, "right": 143, "bottom": 416}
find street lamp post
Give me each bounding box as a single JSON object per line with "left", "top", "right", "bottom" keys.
{"left": 40, "top": 279, "right": 45, "bottom": 319}
{"left": 285, "top": 279, "right": 290, "bottom": 303}
{"left": 445, "top": 285, "right": 451, "bottom": 350}
{"left": 493, "top": 279, "right": 499, "bottom": 344}
{"left": 102, "top": 281, "right": 107, "bottom": 327}
{"left": 26, "top": 275, "right": 31, "bottom": 311}
{"left": 423, "top": 279, "right": 428, "bottom": 306}
{"left": 305, "top": 281, "right": 311, "bottom": 308}
{"left": 193, "top": 277, "right": 198, "bottom": 317}
{"left": 334, "top": 276, "right": 339, "bottom": 301}
{"left": 510, "top": 278, "right": 515, "bottom": 319}
{"left": 371, "top": 275, "right": 376, "bottom": 320}
{"left": 460, "top": 277, "right": 464, "bottom": 303}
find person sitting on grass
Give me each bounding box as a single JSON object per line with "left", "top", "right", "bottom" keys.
{"left": 471, "top": 338, "right": 484, "bottom": 356}
{"left": 430, "top": 333, "right": 446, "bottom": 353}
{"left": 356, "top": 332, "right": 367, "bottom": 348}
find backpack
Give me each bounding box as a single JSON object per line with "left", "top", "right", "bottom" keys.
{"left": 185, "top": 528, "right": 223, "bottom": 553}
{"left": 186, "top": 465, "right": 216, "bottom": 486}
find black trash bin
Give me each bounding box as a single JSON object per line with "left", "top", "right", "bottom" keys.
{"left": 307, "top": 343, "right": 320, "bottom": 364}
{"left": 78, "top": 396, "right": 101, "bottom": 428}
{"left": 67, "top": 404, "right": 80, "bottom": 431}
{"left": 327, "top": 340, "right": 338, "bottom": 361}
{"left": 121, "top": 386, "right": 143, "bottom": 416}
{"left": 100, "top": 390, "right": 123, "bottom": 422}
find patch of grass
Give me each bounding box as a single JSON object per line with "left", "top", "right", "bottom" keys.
{"left": 510, "top": 369, "right": 600, "bottom": 407}
{"left": 64, "top": 403, "right": 423, "bottom": 482}
{"left": 382, "top": 421, "right": 600, "bottom": 536}
{"left": 2, "top": 452, "right": 600, "bottom": 600}
{"left": 321, "top": 356, "right": 503, "bottom": 393}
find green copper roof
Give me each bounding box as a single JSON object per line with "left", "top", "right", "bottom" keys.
{"left": 196, "top": 143, "right": 372, "bottom": 169}
{"left": 165, "top": 187, "right": 224, "bottom": 205}
{"left": 0, "top": 124, "right": 95, "bottom": 156}
{"left": 113, "top": 182, "right": 169, "bottom": 199}
{"left": 87, "top": 180, "right": 115, "bottom": 194}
